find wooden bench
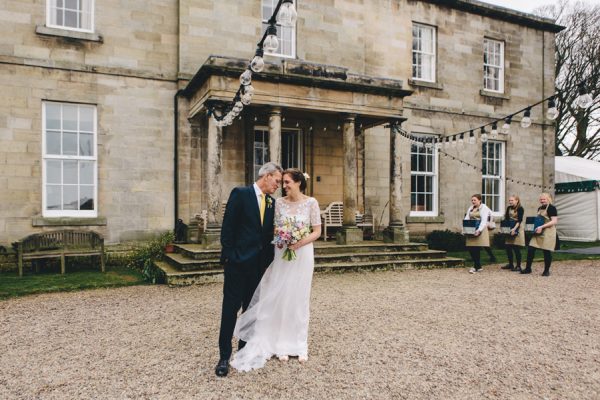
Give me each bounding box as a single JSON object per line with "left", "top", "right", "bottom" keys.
{"left": 15, "top": 230, "right": 105, "bottom": 277}
{"left": 356, "top": 212, "right": 375, "bottom": 239}
{"left": 320, "top": 202, "right": 344, "bottom": 241}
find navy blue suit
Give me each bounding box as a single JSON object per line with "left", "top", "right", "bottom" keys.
{"left": 218, "top": 186, "right": 275, "bottom": 360}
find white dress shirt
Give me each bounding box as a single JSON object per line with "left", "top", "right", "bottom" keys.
{"left": 253, "top": 183, "right": 264, "bottom": 209}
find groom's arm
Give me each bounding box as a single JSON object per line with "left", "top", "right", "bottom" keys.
{"left": 220, "top": 187, "right": 242, "bottom": 264}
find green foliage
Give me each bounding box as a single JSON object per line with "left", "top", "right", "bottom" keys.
{"left": 127, "top": 231, "right": 174, "bottom": 284}
{"left": 425, "top": 230, "right": 466, "bottom": 252}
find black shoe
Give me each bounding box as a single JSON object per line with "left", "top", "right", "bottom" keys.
{"left": 542, "top": 270, "right": 550, "bottom": 277}
{"left": 512, "top": 266, "right": 522, "bottom": 272}
{"left": 520, "top": 268, "right": 532, "bottom": 274}
{"left": 215, "top": 359, "right": 229, "bottom": 377}
{"left": 501, "top": 264, "right": 512, "bottom": 270}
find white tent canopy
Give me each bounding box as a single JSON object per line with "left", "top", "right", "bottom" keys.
{"left": 555, "top": 156, "right": 600, "bottom": 241}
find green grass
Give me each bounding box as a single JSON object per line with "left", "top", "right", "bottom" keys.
{"left": 0, "top": 265, "right": 146, "bottom": 300}
{"left": 447, "top": 240, "right": 600, "bottom": 267}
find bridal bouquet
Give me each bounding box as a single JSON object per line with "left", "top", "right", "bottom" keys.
{"left": 272, "top": 216, "right": 311, "bottom": 261}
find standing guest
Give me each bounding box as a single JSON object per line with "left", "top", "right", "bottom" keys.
{"left": 521, "top": 193, "right": 558, "bottom": 276}
{"left": 501, "top": 195, "right": 525, "bottom": 272}
{"left": 464, "top": 194, "right": 492, "bottom": 273}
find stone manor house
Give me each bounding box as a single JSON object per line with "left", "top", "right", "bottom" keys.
{"left": 0, "top": 0, "right": 563, "bottom": 246}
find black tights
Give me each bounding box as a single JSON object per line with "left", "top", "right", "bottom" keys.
{"left": 505, "top": 245, "right": 522, "bottom": 267}
{"left": 526, "top": 246, "right": 552, "bottom": 272}
{"left": 468, "top": 247, "right": 481, "bottom": 269}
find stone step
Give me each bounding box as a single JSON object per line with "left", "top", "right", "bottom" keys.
{"left": 155, "top": 257, "right": 465, "bottom": 286}
{"left": 314, "top": 250, "right": 446, "bottom": 263}
{"left": 163, "top": 253, "right": 221, "bottom": 271}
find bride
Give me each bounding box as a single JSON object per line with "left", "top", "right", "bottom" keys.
{"left": 230, "top": 168, "right": 322, "bottom": 371}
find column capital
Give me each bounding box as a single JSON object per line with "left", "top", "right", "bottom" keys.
{"left": 341, "top": 113, "right": 357, "bottom": 123}
{"left": 269, "top": 106, "right": 282, "bottom": 116}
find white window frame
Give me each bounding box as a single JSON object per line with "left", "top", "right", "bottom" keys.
{"left": 46, "top": 0, "right": 95, "bottom": 33}
{"left": 412, "top": 23, "right": 436, "bottom": 83}
{"left": 261, "top": 0, "right": 296, "bottom": 58}
{"left": 281, "top": 128, "right": 303, "bottom": 171}
{"left": 481, "top": 140, "right": 505, "bottom": 215}
{"left": 483, "top": 38, "right": 504, "bottom": 93}
{"left": 42, "top": 101, "right": 98, "bottom": 218}
{"left": 409, "top": 134, "right": 438, "bottom": 216}
{"left": 253, "top": 127, "right": 270, "bottom": 181}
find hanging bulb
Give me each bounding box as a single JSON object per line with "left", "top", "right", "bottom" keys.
{"left": 458, "top": 133, "right": 464, "bottom": 146}
{"left": 501, "top": 116, "right": 511, "bottom": 135}
{"left": 520, "top": 108, "right": 532, "bottom": 128}
{"left": 277, "top": 0, "right": 298, "bottom": 27}
{"left": 468, "top": 130, "right": 475, "bottom": 144}
{"left": 240, "top": 69, "right": 252, "bottom": 86}
{"left": 575, "top": 83, "right": 594, "bottom": 109}
{"left": 435, "top": 139, "right": 442, "bottom": 150}
{"left": 263, "top": 24, "right": 279, "bottom": 53}
{"left": 425, "top": 139, "right": 433, "bottom": 149}
{"left": 546, "top": 97, "right": 559, "bottom": 120}
{"left": 444, "top": 137, "right": 450, "bottom": 148}
{"left": 480, "top": 127, "right": 488, "bottom": 143}
{"left": 241, "top": 85, "right": 254, "bottom": 105}
{"left": 490, "top": 122, "right": 498, "bottom": 139}
{"left": 451, "top": 135, "right": 457, "bottom": 147}
{"left": 250, "top": 48, "right": 265, "bottom": 73}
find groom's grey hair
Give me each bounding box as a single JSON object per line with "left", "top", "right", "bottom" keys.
{"left": 258, "top": 162, "right": 283, "bottom": 178}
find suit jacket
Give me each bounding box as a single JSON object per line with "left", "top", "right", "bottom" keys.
{"left": 220, "top": 186, "right": 275, "bottom": 268}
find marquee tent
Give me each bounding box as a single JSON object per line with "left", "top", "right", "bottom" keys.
{"left": 554, "top": 156, "right": 600, "bottom": 241}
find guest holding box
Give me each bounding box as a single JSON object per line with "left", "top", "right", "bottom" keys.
{"left": 501, "top": 195, "right": 525, "bottom": 272}
{"left": 464, "top": 194, "right": 492, "bottom": 274}
{"left": 521, "top": 193, "right": 558, "bottom": 276}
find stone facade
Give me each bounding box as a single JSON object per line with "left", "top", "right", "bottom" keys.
{"left": 0, "top": 0, "right": 561, "bottom": 245}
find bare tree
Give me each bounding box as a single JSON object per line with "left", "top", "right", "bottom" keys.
{"left": 535, "top": 1, "right": 600, "bottom": 159}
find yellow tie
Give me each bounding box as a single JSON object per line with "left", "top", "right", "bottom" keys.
{"left": 259, "top": 193, "right": 266, "bottom": 225}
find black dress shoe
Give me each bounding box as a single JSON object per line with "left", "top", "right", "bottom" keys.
{"left": 542, "top": 270, "right": 550, "bottom": 277}
{"left": 520, "top": 268, "right": 532, "bottom": 274}
{"left": 511, "top": 265, "right": 521, "bottom": 272}
{"left": 215, "top": 359, "right": 229, "bottom": 377}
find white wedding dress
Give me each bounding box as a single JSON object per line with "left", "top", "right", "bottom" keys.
{"left": 230, "top": 196, "right": 321, "bottom": 372}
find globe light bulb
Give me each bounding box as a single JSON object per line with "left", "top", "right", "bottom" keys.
{"left": 546, "top": 98, "right": 559, "bottom": 120}
{"left": 490, "top": 122, "right": 498, "bottom": 139}
{"left": 458, "top": 134, "right": 464, "bottom": 146}
{"left": 480, "top": 128, "right": 488, "bottom": 143}
{"left": 444, "top": 137, "right": 450, "bottom": 148}
{"left": 501, "top": 117, "right": 511, "bottom": 135}
{"left": 250, "top": 53, "right": 265, "bottom": 73}
{"left": 263, "top": 25, "right": 279, "bottom": 53}
{"left": 425, "top": 140, "right": 433, "bottom": 149}
{"left": 468, "top": 131, "right": 475, "bottom": 144}
{"left": 244, "top": 84, "right": 255, "bottom": 96}
{"left": 277, "top": 0, "right": 298, "bottom": 27}
{"left": 240, "top": 69, "right": 252, "bottom": 86}
{"left": 241, "top": 93, "right": 253, "bottom": 105}
{"left": 575, "top": 93, "right": 594, "bottom": 109}
{"left": 451, "top": 136, "right": 457, "bottom": 147}
{"left": 520, "top": 108, "right": 532, "bottom": 128}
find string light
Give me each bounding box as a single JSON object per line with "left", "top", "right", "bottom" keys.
{"left": 546, "top": 97, "right": 559, "bottom": 120}
{"left": 575, "top": 82, "right": 594, "bottom": 109}
{"left": 480, "top": 127, "right": 488, "bottom": 143}
{"left": 468, "top": 130, "right": 475, "bottom": 144}
{"left": 490, "top": 122, "right": 498, "bottom": 139}
{"left": 501, "top": 116, "right": 511, "bottom": 135}
{"left": 520, "top": 108, "right": 532, "bottom": 128}
{"left": 458, "top": 133, "right": 464, "bottom": 146}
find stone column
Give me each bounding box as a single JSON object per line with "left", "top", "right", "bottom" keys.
{"left": 383, "top": 125, "right": 409, "bottom": 243}
{"left": 336, "top": 114, "right": 363, "bottom": 245}
{"left": 268, "top": 107, "right": 282, "bottom": 165}
{"left": 201, "top": 114, "right": 223, "bottom": 249}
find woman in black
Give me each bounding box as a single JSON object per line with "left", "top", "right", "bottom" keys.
{"left": 521, "top": 193, "right": 558, "bottom": 276}
{"left": 501, "top": 195, "right": 525, "bottom": 271}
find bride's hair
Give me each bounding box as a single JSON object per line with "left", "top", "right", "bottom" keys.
{"left": 283, "top": 168, "right": 307, "bottom": 192}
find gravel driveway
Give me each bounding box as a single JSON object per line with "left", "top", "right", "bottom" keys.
{"left": 1, "top": 261, "right": 599, "bottom": 400}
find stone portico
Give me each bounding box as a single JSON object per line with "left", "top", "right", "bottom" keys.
{"left": 179, "top": 56, "right": 413, "bottom": 246}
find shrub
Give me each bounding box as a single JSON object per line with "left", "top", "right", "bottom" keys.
{"left": 127, "top": 231, "right": 174, "bottom": 283}
{"left": 425, "top": 230, "right": 466, "bottom": 252}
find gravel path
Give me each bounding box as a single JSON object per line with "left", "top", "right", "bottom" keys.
{"left": 1, "top": 261, "right": 599, "bottom": 400}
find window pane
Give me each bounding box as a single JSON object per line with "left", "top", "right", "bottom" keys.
{"left": 56, "top": 9, "right": 64, "bottom": 26}
{"left": 80, "top": 185, "right": 94, "bottom": 210}
{"left": 63, "top": 160, "right": 78, "bottom": 184}
{"left": 80, "top": 161, "right": 94, "bottom": 184}
{"left": 63, "top": 132, "right": 77, "bottom": 155}
{"left": 65, "top": 0, "right": 78, "bottom": 9}
{"left": 80, "top": 107, "right": 93, "bottom": 131}
{"left": 63, "top": 105, "right": 77, "bottom": 130}
{"left": 79, "top": 133, "right": 93, "bottom": 156}
{"left": 46, "top": 131, "right": 61, "bottom": 155}
{"left": 47, "top": 185, "right": 61, "bottom": 210}
{"left": 47, "top": 160, "right": 61, "bottom": 184}
{"left": 426, "top": 193, "right": 432, "bottom": 211}
{"left": 46, "top": 103, "right": 61, "bottom": 129}
{"left": 63, "top": 186, "right": 78, "bottom": 210}
{"left": 64, "top": 10, "right": 78, "bottom": 28}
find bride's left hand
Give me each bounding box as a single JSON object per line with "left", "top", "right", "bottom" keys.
{"left": 288, "top": 240, "right": 304, "bottom": 251}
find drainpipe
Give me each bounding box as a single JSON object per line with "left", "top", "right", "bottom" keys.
{"left": 174, "top": 89, "right": 184, "bottom": 229}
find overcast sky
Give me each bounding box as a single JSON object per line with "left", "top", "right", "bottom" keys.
{"left": 480, "top": 0, "right": 599, "bottom": 13}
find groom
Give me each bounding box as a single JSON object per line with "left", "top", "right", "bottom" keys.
{"left": 215, "top": 161, "right": 283, "bottom": 377}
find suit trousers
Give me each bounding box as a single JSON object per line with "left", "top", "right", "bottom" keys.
{"left": 218, "top": 255, "right": 263, "bottom": 360}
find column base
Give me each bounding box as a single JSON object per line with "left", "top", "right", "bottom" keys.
{"left": 382, "top": 225, "right": 410, "bottom": 244}
{"left": 200, "top": 228, "right": 221, "bottom": 249}
{"left": 336, "top": 226, "right": 363, "bottom": 245}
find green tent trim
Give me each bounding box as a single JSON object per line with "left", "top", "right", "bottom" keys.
{"left": 555, "top": 180, "right": 600, "bottom": 194}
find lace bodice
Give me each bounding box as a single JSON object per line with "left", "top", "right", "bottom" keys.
{"left": 275, "top": 197, "right": 321, "bottom": 227}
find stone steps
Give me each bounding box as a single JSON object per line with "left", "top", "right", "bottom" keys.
{"left": 155, "top": 241, "right": 465, "bottom": 286}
